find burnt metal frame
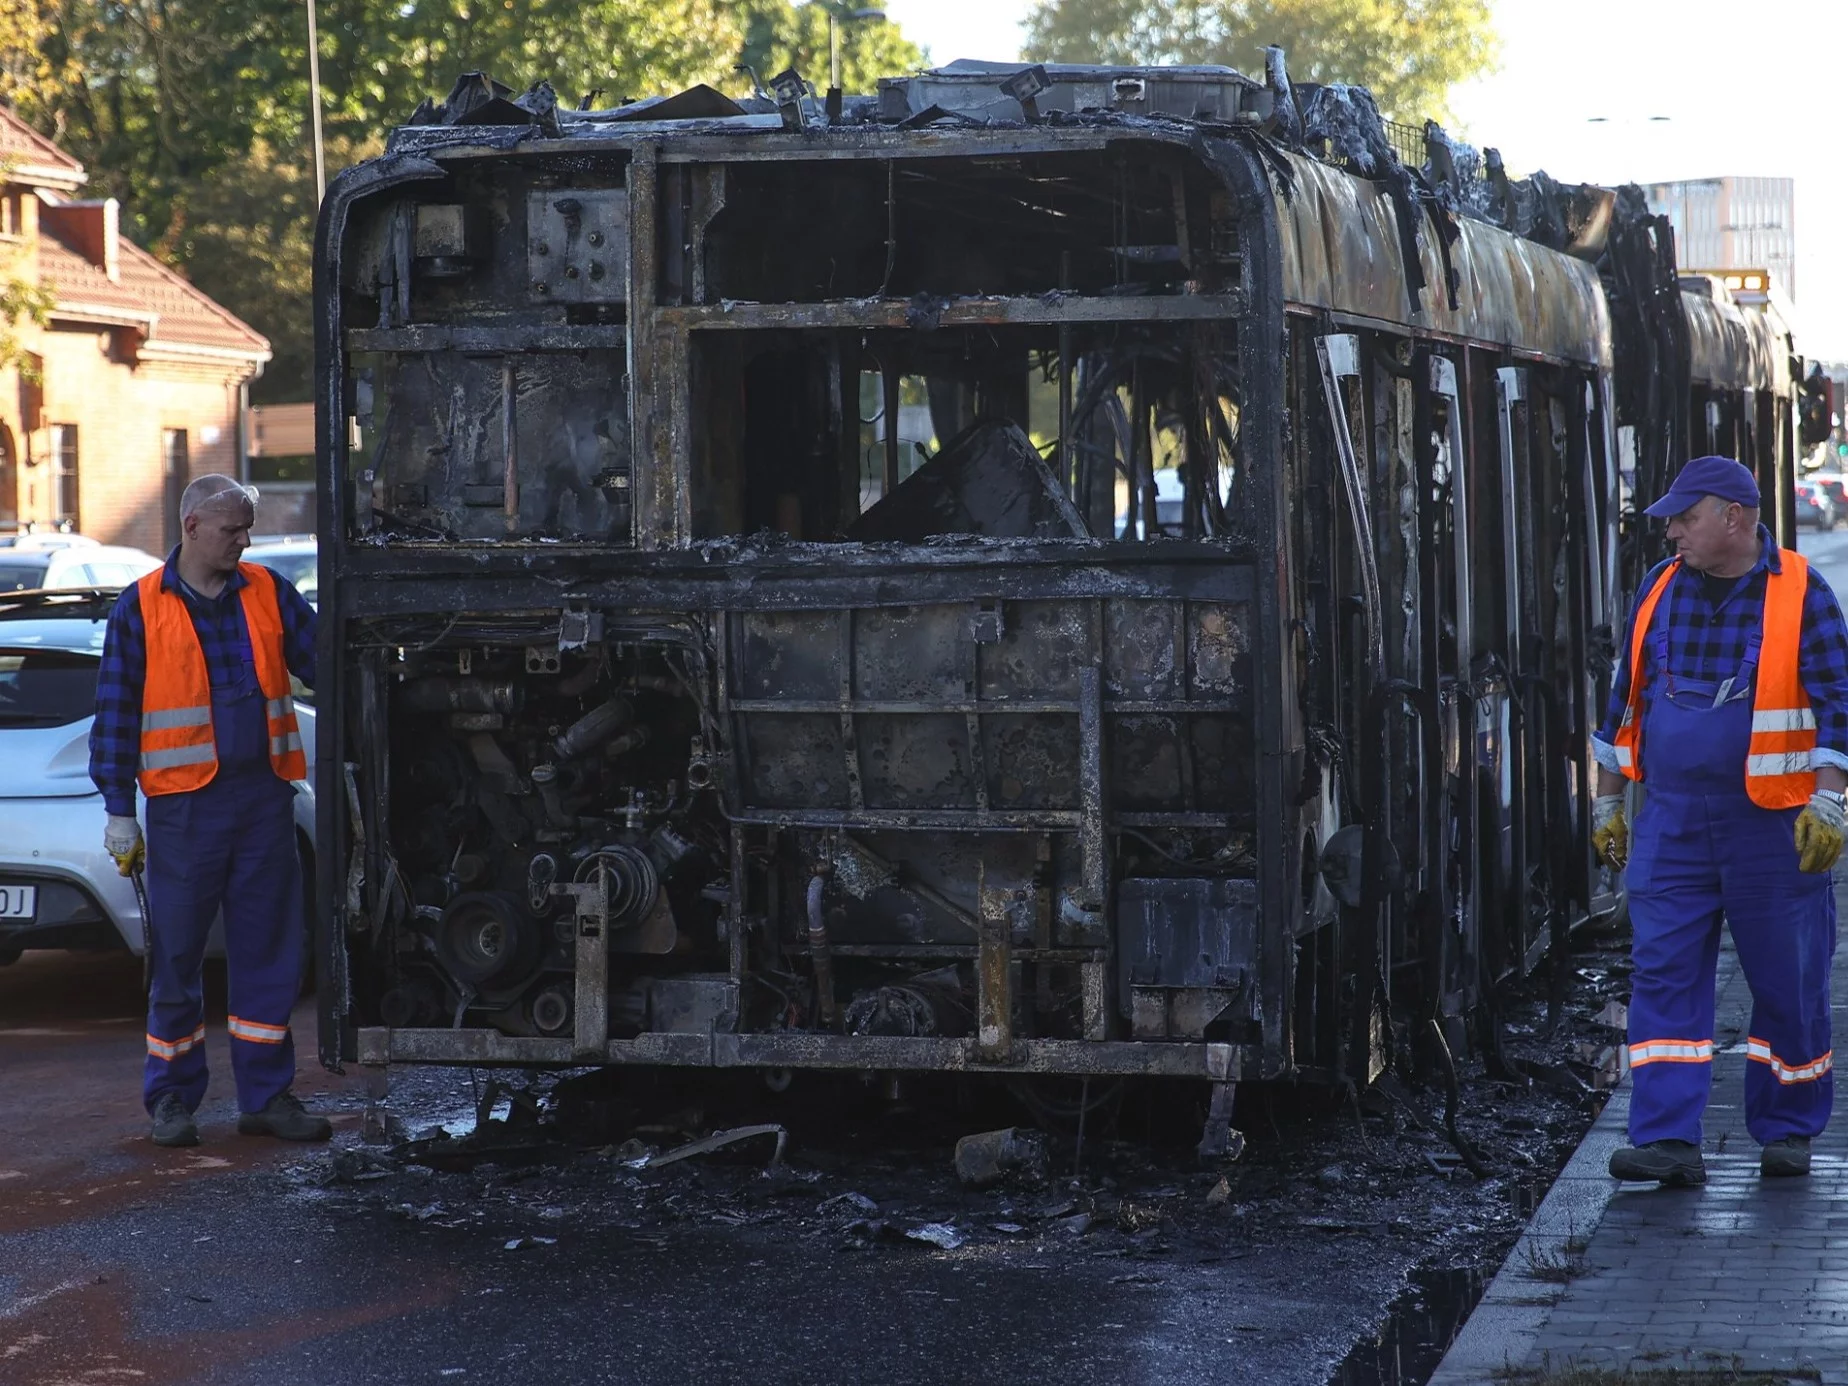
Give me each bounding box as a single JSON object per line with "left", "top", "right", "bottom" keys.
{"left": 312, "top": 127, "right": 1296, "bottom": 1082}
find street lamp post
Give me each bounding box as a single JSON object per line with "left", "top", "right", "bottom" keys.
{"left": 306, "top": 0, "right": 327, "bottom": 204}
{"left": 825, "top": 5, "right": 886, "bottom": 121}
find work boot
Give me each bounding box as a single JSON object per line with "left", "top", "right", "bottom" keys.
{"left": 1761, "top": 1136, "right": 1812, "bottom": 1178}
{"left": 1608, "top": 1139, "right": 1706, "bottom": 1186}
{"left": 151, "top": 1092, "right": 200, "bottom": 1148}
{"left": 237, "top": 1090, "right": 332, "bottom": 1142}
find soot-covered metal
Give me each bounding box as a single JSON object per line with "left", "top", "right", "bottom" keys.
{"left": 313, "top": 56, "right": 1801, "bottom": 1142}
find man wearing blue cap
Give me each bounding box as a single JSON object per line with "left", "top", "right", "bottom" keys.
{"left": 1591, "top": 455, "right": 1848, "bottom": 1185}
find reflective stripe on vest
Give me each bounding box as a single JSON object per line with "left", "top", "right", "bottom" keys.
{"left": 134, "top": 563, "right": 309, "bottom": 796}
{"left": 1612, "top": 551, "right": 1817, "bottom": 809}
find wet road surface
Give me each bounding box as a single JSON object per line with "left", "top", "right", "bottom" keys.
{"left": 0, "top": 945, "right": 1579, "bottom": 1385}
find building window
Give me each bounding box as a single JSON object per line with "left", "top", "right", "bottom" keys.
{"left": 0, "top": 424, "right": 17, "bottom": 528}
{"left": 50, "top": 424, "right": 79, "bottom": 529}
{"left": 162, "top": 429, "right": 188, "bottom": 551}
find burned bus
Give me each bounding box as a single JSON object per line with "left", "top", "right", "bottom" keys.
{"left": 313, "top": 60, "right": 1799, "bottom": 1147}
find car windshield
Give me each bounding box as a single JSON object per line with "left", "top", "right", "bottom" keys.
{"left": 0, "top": 647, "right": 100, "bottom": 727}
{"left": 0, "top": 558, "right": 51, "bottom": 593}
{"left": 252, "top": 551, "right": 316, "bottom": 588}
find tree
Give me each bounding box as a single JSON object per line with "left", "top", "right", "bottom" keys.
{"left": 169, "top": 135, "right": 377, "bottom": 406}
{"left": 0, "top": 268, "right": 55, "bottom": 380}
{"left": 8, "top": 0, "right": 927, "bottom": 403}
{"left": 1022, "top": 0, "right": 1497, "bottom": 126}
{"left": 734, "top": 2, "right": 924, "bottom": 97}
{"left": 0, "top": 0, "right": 87, "bottom": 131}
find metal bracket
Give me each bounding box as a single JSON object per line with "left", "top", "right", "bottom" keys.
{"left": 558, "top": 608, "right": 604, "bottom": 652}
{"left": 554, "top": 872, "right": 610, "bottom": 1061}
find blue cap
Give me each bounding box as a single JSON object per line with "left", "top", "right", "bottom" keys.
{"left": 1643, "top": 455, "right": 1760, "bottom": 517}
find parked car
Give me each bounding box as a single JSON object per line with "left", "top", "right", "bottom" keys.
{"left": 0, "top": 541, "right": 161, "bottom": 593}
{"left": 0, "top": 590, "right": 316, "bottom": 967}
{"left": 0, "top": 528, "right": 88, "bottom": 550}
{"left": 244, "top": 535, "right": 317, "bottom": 609}
{"left": 1796, "top": 480, "right": 1837, "bottom": 530}
{"left": 1810, "top": 473, "right": 1848, "bottom": 516}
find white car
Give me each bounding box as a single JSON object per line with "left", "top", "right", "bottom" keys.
{"left": 0, "top": 589, "right": 317, "bottom": 966}
{"left": 0, "top": 539, "right": 162, "bottom": 594}
{"left": 243, "top": 535, "right": 318, "bottom": 610}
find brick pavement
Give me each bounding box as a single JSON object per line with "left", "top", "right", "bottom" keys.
{"left": 1431, "top": 871, "right": 1848, "bottom": 1384}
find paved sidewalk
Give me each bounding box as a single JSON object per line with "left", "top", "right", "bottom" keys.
{"left": 1432, "top": 875, "right": 1848, "bottom": 1384}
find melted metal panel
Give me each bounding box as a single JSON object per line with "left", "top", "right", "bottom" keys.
{"left": 1275, "top": 153, "right": 1611, "bottom": 369}
{"left": 1683, "top": 288, "right": 1788, "bottom": 393}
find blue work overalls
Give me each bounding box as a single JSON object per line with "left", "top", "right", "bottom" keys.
{"left": 142, "top": 590, "right": 303, "bottom": 1118}
{"left": 1627, "top": 603, "right": 1837, "bottom": 1147}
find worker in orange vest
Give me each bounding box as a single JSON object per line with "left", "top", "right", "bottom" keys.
{"left": 1591, "top": 456, "right": 1848, "bottom": 1185}
{"left": 88, "top": 474, "right": 329, "bottom": 1148}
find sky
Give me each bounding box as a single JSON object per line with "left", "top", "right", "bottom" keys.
{"left": 878, "top": 0, "right": 1848, "bottom": 358}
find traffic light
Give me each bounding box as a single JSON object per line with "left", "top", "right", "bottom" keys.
{"left": 1802, "top": 367, "right": 1834, "bottom": 449}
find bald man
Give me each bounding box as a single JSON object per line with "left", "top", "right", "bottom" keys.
{"left": 89, "top": 474, "right": 329, "bottom": 1146}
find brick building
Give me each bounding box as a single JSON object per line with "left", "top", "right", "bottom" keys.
{"left": 0, "top": 108, "right": 269, "bottom": 556}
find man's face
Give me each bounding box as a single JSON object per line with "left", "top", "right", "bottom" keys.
{"left": 1663, "top": 495, "right": 1739, "bottom": 571}
{"left": 183, "top": 502, "right": 254, "bottom": 574}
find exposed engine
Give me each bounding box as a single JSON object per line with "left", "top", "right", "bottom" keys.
{"left": 364, "top": 624, "right": 727, "bottom": 1040}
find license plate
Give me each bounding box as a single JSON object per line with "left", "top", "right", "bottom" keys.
{"left": 0, "top": 885, "right": 36, "bottom": 920}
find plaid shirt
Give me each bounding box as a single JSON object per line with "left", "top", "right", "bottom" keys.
{"left": 1592, "top": 526, "right": 1848, "bottom": 776}
{"left": 88, "top": 551, "right": 317, "bottom": 816}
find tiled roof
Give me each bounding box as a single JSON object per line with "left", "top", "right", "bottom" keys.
{"left": 0, "top": 107, "right": 85, "bottom": 178}
{"left": 38, "top": 224, "right": 270, "bottom": 358}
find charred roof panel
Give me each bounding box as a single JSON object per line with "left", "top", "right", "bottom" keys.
{"left": 1276, "top": 152, "right": 1611, "bottom": 369}
{"left": 1683, "top": 287, "right": 1787, "bottom": 393}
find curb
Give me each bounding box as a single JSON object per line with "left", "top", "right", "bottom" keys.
{"left": 1425, "top": 946, "right": 1743, "bottom": 1385}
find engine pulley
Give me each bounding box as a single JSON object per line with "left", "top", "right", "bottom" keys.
{"left": 576, "top": 845, "right": 660, "bottom": 927}
{"left": 435, "top": 891, "right": 543, "bottom": 986}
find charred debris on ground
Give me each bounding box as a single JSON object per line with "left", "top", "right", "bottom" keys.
{"left": 285, "top": 924, "right": 1632, "bottom": 1336}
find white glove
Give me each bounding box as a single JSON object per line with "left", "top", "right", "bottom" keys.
{"left": 104, "top": 814, "right": 144, "bottom": 877}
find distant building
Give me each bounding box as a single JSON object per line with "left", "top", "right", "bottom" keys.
{"left": 1645, "top": 176, "right": 1796, "bottom": 301}
{"left": 0, "top": 107, "right": 269, "bottom": 554}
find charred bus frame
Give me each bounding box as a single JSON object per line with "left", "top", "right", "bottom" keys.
{"left": 313, "top": 64, "right": 1799, "bottom": 1134}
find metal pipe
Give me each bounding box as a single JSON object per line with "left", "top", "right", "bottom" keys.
{"left": 806, "top": 873, "right": 837, "bottom": 1030}
{"left": 1058, "top": 250, "right": 1073, "bottom": 511}
{"left": 601, "top": 726, "right": 651, "bottom": 759}
{"left": 502, "top": 359, "right": 518, "bottom": 532}
{"left": 553, "top": 697, "right": 634, "bottom": 759}
{"left": 882, "top": 362, "right": 901, "bottom": 497}
{"left": 399, "top": 678, "right": 517, "bottom": 714}
{"left": 530, "top": 764, "right": 572, "bottom": 828}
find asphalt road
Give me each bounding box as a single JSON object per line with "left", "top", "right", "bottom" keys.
{"left": 2, "top": 948, "right": 1502, "bottom": 1386}
{"left": 23, "top": 523, "right": 1813, "bottom": 1383}
{"left": 1798, "top": 523, "right": 1848, "bottom": 595}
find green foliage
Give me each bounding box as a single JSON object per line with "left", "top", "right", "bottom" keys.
{"left": 0, "top": 275, "right": 55, "bottom": 378}
{"left": 0, "top": 156, "right": 55, "bottom": 378}
{"left": 6, "top": 0, "right": 923, "bottom": 403}
{"left": 169, "top": 134, "right": 376, "bottom": 406}
{"left": 734, "top": 2, "right": 924, "bottom": 96}
{"left": 1022, "top": 0, "right": 1499, "bottom": 125}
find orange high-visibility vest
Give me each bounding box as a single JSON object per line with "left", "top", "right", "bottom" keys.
{"left": 135, "top": 563, "right": 307, "bottom": 796}
{"left": 1612, "top": 551, "right": 1816, "bottom": 809}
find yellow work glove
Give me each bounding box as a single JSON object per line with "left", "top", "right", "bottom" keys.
{"left": 1591, "top": 794, "right": 1627, "bottom": 870}
{"left": 1794, "top": 791, "right": 1847, "bottom": 875}
{"left": 104, "top": 813, "right": 144, "bottom": 877}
